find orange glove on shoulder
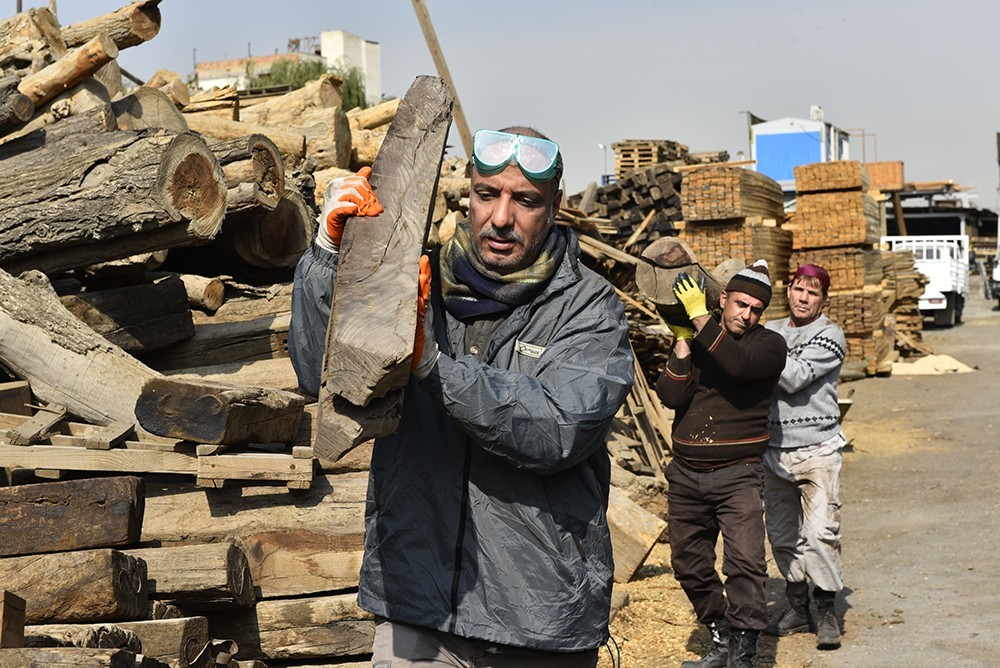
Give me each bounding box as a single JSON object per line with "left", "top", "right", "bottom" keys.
{"left": 318, "top": 166, "right": 384, "bottom": 251}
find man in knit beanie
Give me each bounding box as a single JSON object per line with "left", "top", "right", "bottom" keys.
{"left": 656, "top": 259, "right": 787, "bottom": 668}
{"left": 763, "top": 263, "right": 846, "bottom": 652}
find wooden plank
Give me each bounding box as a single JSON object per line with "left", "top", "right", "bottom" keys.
{"left": 0, "top": 549, "right": 146, "bottom": 624}
{"left": 21, "top": 623, "right": 139, "bottom": 651}
{"left": 0, "top": 476, "right": 143, "bottom": 557}
{"left": 607, "top": 486, "right": 667, "bottom": 583}
{"left": 114, "top": 617, "right": 209, "bottom": 668}
{"left": 0, "top": 647, "right": 154, "bottom": 667}
{"left": 1, "top": 591, "right": 26, "bottom": 648}
{"left": 81, "top": 421, "right": 134, "bottom": 451}
{"left": 315, "top": 75, "right": 454, "bottom": 461}
{"left": 0, "top": 381, "right": 31, "bottom": 416}
{"left": 4, "top": 405, "right": 65, "bottom": 445}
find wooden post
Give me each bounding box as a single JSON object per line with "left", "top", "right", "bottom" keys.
{"left": 410, "top": 0, "right": 473, "bottom": 158}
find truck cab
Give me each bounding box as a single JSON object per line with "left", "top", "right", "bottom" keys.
{"left": 882, "top": 235, "right": 970, "bottom": 327}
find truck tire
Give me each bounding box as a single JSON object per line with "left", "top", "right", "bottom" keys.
{"left": 934, "top": 295, "right": 956, "bottom": 327}
{"left": 955, "top": 296, "right": 965, "bottom": 324}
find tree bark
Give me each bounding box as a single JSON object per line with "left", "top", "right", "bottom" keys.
{"left": 0, "top": 647, "right": 161, "bottom": 667}
{"left": 138, "top": 313, "right": 289, "bottom": 372}
{"left": 184, "top": 113, "right": 305, "bottom": 162}
{"left": 61, "top": 1, "right": 163, "bottom": 51}
{"left": 0, "top": 77, "right": 33, "bottom": 131}
{"left": 238, "top": 74, "right": 343, "bottom": 126}
{"left": 147, "top": 271, "right": 225, "bottom": 313}
{"left": 347, "top": 97, "right": 400, "bottom": 130}
{"left": 134, "top": 377, "right": 307, "bottom": 445}
{"left": 0, "top": 129, "right": 227, "bottom": 276}
{"left": 22, "top": 623, "right": 140, "bottom": 651}
{"left": 0, "top": 476, "right": 144, "bottom": 558}
{"left": 0, "top": 8, "right": 66, "bottom": 76}
{"left": 0, "top": 549, "right": 147, "bottom": 624}
{"left": 316, "top": 75, "right": 453, "bottom": 460}
{"left": 17, "top": 34, "right": 118, "bottom": 107}
{"left": 0, "top": 269, "right": 159, "bottom": 426}
{"left": 111, "top": 86, "right": 187, "bottom": 132}
{"left": 123, "top": 543, "right": 254, "bottom": 610}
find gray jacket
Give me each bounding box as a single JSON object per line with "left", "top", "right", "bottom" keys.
{"left": 288, "top": 228, "right": 634, "bottom": 651}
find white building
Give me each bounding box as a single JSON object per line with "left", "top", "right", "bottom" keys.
{"left": 194, "top": 30, "right": 382, "bottom": 107}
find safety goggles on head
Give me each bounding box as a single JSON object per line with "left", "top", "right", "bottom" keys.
{"left": 473, "top": 129, "right": 560, "bottom": 182}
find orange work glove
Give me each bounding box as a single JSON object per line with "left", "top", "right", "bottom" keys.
{"left": 317, "top": 166, "right": 384, "bottom": 251}
{"left": 412, "top": 254, "right": 440, "bottom": 378}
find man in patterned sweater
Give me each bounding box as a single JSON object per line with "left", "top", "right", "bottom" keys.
{"left": 656, "top": 260, "right": 787, "bottom": 668}
{"left": 763, "top": 263, "right": 847, "bottom": 651}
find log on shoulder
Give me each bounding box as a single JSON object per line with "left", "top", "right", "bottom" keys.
{"left": 315, "top": 75, "right": 453, "bottom": 461}
{"left": 134, "top": 377, "right": 307, "bottom": 445}
{"left": 0, "top": 476, "right": 144, "bottom": 558}
{"left": 0, "top": 549, "right": 147, "bottom": 624}
{"left": 0, "top": 269, "right": 160, "bottom": 426}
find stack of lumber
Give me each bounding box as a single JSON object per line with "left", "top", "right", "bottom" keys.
{"left": 611, "top": 138, "right": 689, "bottom": 179}
{"left": 880, "top": 249, "right": 932, "bottom": 357}
{"left": 677, "top": 166, "right": 791, "bottom": 321}
{"left": 680, "top": 165, "right": 786, "bottom": 222}
{"left": 789, "top": 161, "right": 891, "bottom": 376}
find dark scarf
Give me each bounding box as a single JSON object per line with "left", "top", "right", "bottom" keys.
{"left": 440, "top": 220, "right": 567, "bottom": 320}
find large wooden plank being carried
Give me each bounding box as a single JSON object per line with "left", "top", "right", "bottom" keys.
{"left": 0, "top": 549, "right": 147, "bottom": 624}
{"left": 0, "top": 476, "right": 143, "bottom": 558}
{"left": 316, "top": 75, "right": 454, "bottom": 462}
{"left": 681, "top": 166, "right": 785, "bottom": 222}
{"left": 794, "top": 160, "right": 870, "bottom": 194}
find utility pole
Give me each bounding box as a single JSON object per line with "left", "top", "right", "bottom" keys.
{"left": 410, "top": 0, "right": 474, "bottom": 158}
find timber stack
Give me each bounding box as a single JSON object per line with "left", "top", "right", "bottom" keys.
{"left": 0, "top": 4, "right": 672, "bottom": 666}
{"left": 787, "top": 161, "right": 896, "bottom": 376}
{"left": 676, "top": 164, "right": 792, "bottom": 320}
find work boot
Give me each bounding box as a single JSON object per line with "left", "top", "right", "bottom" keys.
{"left": 681, "top": 620, "right": 728, "bottom": 668}
{"left": 727, "top": 629, "right": 758, "bottom": 668}
{"left": 765, "top": 580, "right": 815, "bottom": 636}
{"left": 813, "top": 587, "right": 842, "bottom": 649}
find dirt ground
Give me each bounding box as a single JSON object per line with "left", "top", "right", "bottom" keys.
{"left": 599, "top": 276, "right": 1000, "bottom": 668}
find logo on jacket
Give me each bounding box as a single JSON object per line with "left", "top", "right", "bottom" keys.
{"left": 515, "top": 340, "right": 545, "bottom": 359}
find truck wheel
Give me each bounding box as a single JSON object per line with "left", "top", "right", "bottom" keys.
{"left": 955, "top": 296, "right": 965, "bottom": 324}
{"left": 934, "top": 295, "right": 956, "bottom": 327}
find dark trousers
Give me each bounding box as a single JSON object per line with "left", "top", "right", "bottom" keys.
{"left": 666, "top": 459, "right": 768, "bottom": 631}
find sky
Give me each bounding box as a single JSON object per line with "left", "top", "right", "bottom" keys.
{"left": 36, "top": 0, "right": 1000, "bottom": 211}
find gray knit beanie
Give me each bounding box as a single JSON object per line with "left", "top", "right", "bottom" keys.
{"left": 726, "top": 259, "right": 772, "bottom": 307}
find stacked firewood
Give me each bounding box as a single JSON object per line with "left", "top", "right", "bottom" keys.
{"left": 787, "top": 161, "right": 894, "bottom": 376}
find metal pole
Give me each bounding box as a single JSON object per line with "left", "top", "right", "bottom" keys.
{"left": 410, "top": 0, "right": 474, "bottom": 158}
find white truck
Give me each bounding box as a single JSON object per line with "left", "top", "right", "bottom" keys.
{"left": 992, "top": 237, "right": 1000, "bottom": 308}
{"left": 882, "top": 234, "right": 969, "bottom": 327}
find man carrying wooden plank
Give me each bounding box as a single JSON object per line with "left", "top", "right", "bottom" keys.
{"left": 289, "top": 127, "right": 634, "bottom": 666}
{"left": 763, "top": 264, "right": 846, "bottom": 651}
{"left": 655, "top": 262, "right": 787, "bottom": 668}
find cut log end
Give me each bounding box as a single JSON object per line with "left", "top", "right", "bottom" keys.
{"left": 129, "top": 2, "right": 163, "bottom": 44}
{"left": 158, "top": 134, "right": 227, "bottom": 239}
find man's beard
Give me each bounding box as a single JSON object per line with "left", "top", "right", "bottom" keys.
{"left": 474, "top": 222, "right": 550, "bottom": 274}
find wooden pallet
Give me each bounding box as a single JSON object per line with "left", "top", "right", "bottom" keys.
{"left": 0, "top": 412, "right": 313, "bottom": 489}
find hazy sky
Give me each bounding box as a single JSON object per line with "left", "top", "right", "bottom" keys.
{"left": 40, "top": 1, "right": 1000, "bottom": 211}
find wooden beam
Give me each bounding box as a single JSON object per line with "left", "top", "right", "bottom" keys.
{"left": 315, "top": 75, "right": 453, "bottom": 461}
{"left": 0, "top": 476, "right": 143, "bottom": 557}
{"left": 123, "top": 543, "right": 254, "bottom": 610}
{"left": 1, "top": 591, "right": 26, "bottom": 648}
